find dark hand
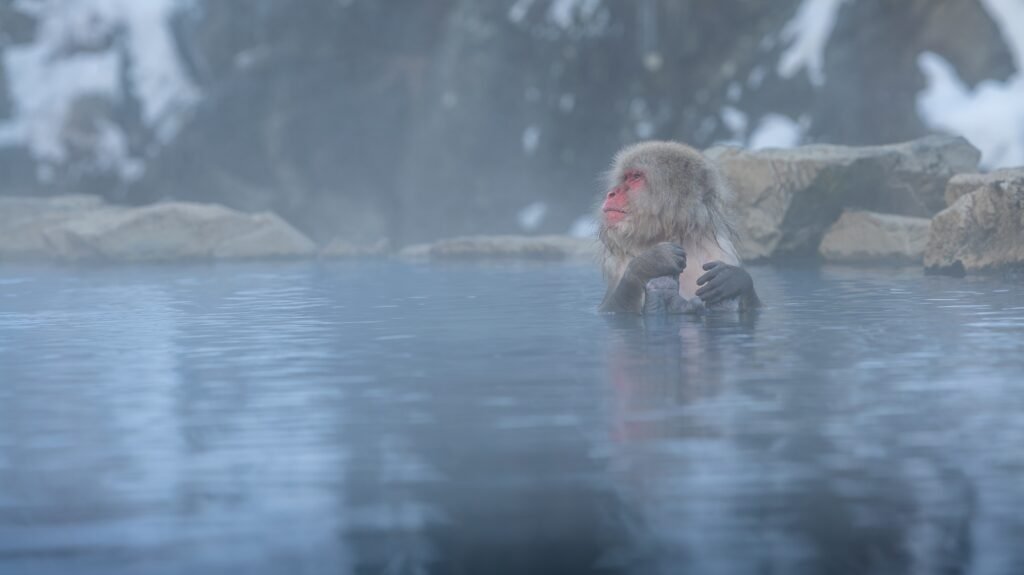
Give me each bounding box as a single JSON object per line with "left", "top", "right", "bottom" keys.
{"left": 628, "top": 242, "right": 686, "bottom": 282}
{"left": 695, "top": 261, "right": 754, "bottom": 305}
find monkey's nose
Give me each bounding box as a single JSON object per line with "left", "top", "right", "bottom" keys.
{"left": 606, "top": 190, "right": 617, "bottom": 199}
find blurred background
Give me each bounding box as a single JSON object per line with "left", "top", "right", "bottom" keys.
{"left": 1, "top": 0, "right": 1022, "bottom": 247}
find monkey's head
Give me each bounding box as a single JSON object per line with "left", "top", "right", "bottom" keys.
{"left": 598, "top": 140, "right": 733, "bottom": 256}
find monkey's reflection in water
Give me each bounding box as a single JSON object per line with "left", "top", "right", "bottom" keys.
{"left": 603, "top": 311, "right": 759, "bottom": 444}
{"left": 600, "top": 310, "right": 819, "bottom": 573}
{"left": 599, "top": 310, "right": 980, "bottom": 575}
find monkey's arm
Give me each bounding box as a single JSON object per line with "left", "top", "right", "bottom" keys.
{"left": 599, "top": 243, "right": 687, "bottom": 314}
{"left": 695, "top": 261, "right": 761, "bottom": 310}
{"left": 599, "top": 271, "right": 647, "bottom": 314}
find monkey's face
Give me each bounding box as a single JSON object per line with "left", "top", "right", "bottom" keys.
{"left": 602, "top": 168, "right": 646, "bottom": 227}
{"left": 599, "top": 141, "right": 734, "bottom": 260}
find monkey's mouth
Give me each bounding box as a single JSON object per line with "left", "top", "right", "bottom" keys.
{"left": 603, "top": 208, "right": 627, "bottom": 225}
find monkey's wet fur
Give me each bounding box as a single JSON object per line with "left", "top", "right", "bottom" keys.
{"left": 598, "top": 141, "right": 760, "bottom": 314}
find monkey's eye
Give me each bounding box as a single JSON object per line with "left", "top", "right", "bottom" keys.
{"left": 625, "top": 171, "right": 643, "bottom": 183}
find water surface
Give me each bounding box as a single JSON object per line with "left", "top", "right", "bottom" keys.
{"left": 2, "top": 261, "right": 1024, "bottom": 574}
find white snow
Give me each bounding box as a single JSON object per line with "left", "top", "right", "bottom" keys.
{"left": 634, "top": 121, "right": 655, "bottom": 139}
{"left": 522, "top": 125, "right": 541, "bottom": 155}
{"left": 916, "top": 0, "right": 1024, "bottom": 168}
{"left": 629, "top": 97, "right": 656, "bottom": 139}
{"left": 748, "top": 114, "right": 803, "bottom": 150}
{"left": 548, "top": 0, "right": 602, "bottom": 29}
{"left": 3, "top": 48, "right": 121, "bottom": 158}
{"left": 441, "top": 91, "right": 459, "bottom": 109}
{"left": 558, "top": 93, "right": 576, "bottom": 113}
{"left": 642, "top": 52, "right": 663, "bottom": 73}
{"left": 0, "top": 122, "right": 23, "bottom": 146}
{"left": 507, "top": 0, "right": 535, "bottom": 24}
{"left": 777, "top": 0, "right": 848, "bottom": 87}
{"left": 517, "top": 202, "right": 548, "bottom": 231}
{"left": 720, "top": 106, "right": 748, "bottom": 139}
{"left": 983, "top": 0, "right": 1024, "bottom": 61}
{"left": 747, "top": 66, "right": 767, "bottom": 89}
{"left": 0, "top": 0, "right": 197, "bottom": 176}
{"left": 569, "top": 215, "right": 597, "bottom": 238}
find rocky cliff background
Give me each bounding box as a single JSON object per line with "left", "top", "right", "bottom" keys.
{"left": 1, "top": 0, "right": 1022, "bottom": 247}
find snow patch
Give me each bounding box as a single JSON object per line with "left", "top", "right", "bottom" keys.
{"left": 0, "top": 123, "right": 23, "bottom": 147}
{"left": 0, "top": 0, "right": 197, "bottom": 176}
{"left": 548, "top": 0, "right": 602, "bottom": 29}
{"left": 748, "top": 114, "right": 803, "bottom": 150}
{"left": 509, "top": 0, "right": 606, "bottom": 33}
{"left": 982, "top": 0, "right": 1024, "bottom": 64}
{"left": 778, "top": 0, "right": 848, "bottom": 86}
{"left": 629, "top": 98, "right": 657, "bottom": 139}
{"left": 747, "top": 66, "right": 767, "bottom": 89}
{"left": 518, "top": 202, "right": 548, "bottom": 231}
{"left": 569, "top": 216, "right": 597, "bottom": 238}
{"left": 558, "top": 93, "right": 576, "bottom": 113}
{"left": 720, "top": 106, "right": 748, "bottom": 139}
{"left": 507, "top": 0, "right": 535, "bottom": 24}
{"left": 3, "top": 48, "right": 120, "bottom": 159}
{"left": 917, "top": 54, "right": 1024, "bottom": 168}
{"left": 643, "top": 52, "right": 663, "bottom": 72}
{"left": 916, "top": 0, "right": 1024, "bottom": 168}
{"left": 634, "top": 121, "right": 654, "bottom": 139}
{"left": 522, "top": 125, "right": 541, "bottom": 155}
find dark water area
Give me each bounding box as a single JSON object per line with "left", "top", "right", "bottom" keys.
{"left": 1, "top": 261, "right": 1024, "bottom": 575}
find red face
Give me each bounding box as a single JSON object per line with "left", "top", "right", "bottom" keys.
{"left": 602, "top": 169, "right": 645, "bottom": 226}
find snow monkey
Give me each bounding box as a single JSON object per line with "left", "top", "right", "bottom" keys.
{"left": 598, "top": 141, "right": 760, "bottom": 314}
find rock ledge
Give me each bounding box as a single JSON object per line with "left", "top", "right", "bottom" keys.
{"left": 0, "top": 195, "right": 316, "bottom": 263}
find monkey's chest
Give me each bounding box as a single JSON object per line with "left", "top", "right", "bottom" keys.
{"left": 677, "top": 267, "right": 704, "bottom": 300}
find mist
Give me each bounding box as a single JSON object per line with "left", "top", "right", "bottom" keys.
{"left": 3, "top": 2, "right": 1024, "bottom": 574}
{"left": 2, "top": 0, "right": 1022, "bottom": 246}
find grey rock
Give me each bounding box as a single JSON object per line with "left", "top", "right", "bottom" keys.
{"left": 708, "top": 136, "right": 980, "bottom": 260}
{"left": 0, "top": 195, "right": 107, "bottom": 260}
{"left": 0, "top": 196, "right": 315, "bottom": 262}
{"left": 819, "top": 210, "right": 931, "bottom": 264}
{"left": 924, "top": 171, "right": 1024, "bottom": 275}
{"left": 944, "top": 168, "right": 1024, "bottom": 206}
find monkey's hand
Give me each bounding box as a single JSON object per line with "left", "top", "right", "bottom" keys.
{"left": 695, "top": 261, "right": 761, "bottom": 309}
{"left": 644, "top": 276, "right": 700, "bottom": 314}
{"left": 627, "top": 242, "right": 687, "bottom": 283}
{"left": 600, "top": 243, "right": 685, "bottom": 314}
